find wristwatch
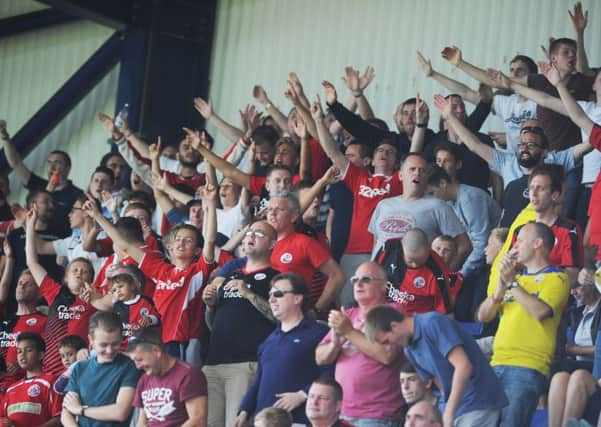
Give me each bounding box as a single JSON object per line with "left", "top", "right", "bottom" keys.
{"left": 81, "top": 405, "right": 89, "bottom": 417}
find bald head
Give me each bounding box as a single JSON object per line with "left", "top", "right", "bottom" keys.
{"left": 405, "top": 400, "right": 442, "bottom": 427}
{"left": 402, "top": 229, "right": 430, "bottom": 269}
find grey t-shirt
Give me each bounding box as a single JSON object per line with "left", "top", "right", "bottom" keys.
{"left": 491, "top": 147, "right": 575, "bottom": 188}
{"left": 368, "top": 195, "right": 466, "bottom": 258}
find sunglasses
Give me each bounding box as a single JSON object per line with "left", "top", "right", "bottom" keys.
{"left": 268, "top": 289, "right": 295, "bottom": 298}
{"left": 245, "top": 229, "right": 267, "bottom": 238}
{"left": 350, "top": 275, "right": 387, "bottom": 284}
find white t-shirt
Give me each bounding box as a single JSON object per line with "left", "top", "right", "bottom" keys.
{"left": 577, "top": 101, "right": 601, "bottom": 184}
{"left": 493, "top": 94, "right": 537, "bottom": 153}
{"left": 216, "top": 199, "right": 248, "bottom": 238}
{"left": 52, "top": 232, "right": 106, "bottom": 274}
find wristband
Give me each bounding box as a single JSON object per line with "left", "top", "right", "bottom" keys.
{"left": 81, "top": 405, "right": 89, "bottom": 417}
{"left": 417, "top": 123, "right": 427, "bottom": 128}
{"left": 353, "top": 91, "right": 363, "bottom": 98}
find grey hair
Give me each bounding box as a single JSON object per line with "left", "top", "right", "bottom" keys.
{"left": 269, "top": 190, "right": 301, "bottom": 214}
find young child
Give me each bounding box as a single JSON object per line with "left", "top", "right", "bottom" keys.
{"left": 110, "top": 273, "right": 160, "bottom": 348}
{"left": 1, "top": 332, "right": 62, "bottom": 427}
{"left": 25, "top": 208, "right": 97, "bottom": 376}
{"left": 431, "top": 234, "right": 457, "bottom": 269}
{"left": 54, "top": 335, "right": 88, "bottom": 395}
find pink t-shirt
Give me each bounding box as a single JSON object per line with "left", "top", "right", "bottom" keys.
{"left": 133, "top": 360, "right": 207, "bottom": 427}
{"left": 320, "top": 304, "right": 405, "bottom": 420}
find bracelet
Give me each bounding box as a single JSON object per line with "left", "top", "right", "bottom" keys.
{"left": 353, "top": 91, "right": 363, "bottom": 98}
{"left": 264, "top": 102, "right": 272, "bottom": 110}
{"left": 81, "top": 405, "right": 89, "bottom": 417}
{"left": 417, "top": 123, "right": 427, "bottom": 128}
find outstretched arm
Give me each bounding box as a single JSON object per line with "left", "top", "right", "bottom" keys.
{"left": 253, "top": 85, "right": 289, "bottom": 133}
{"left": 298, "top": 166, "right": 340, "bottom": 215}
{"left": 442, "top": 45, "right": 528, "bottom": 88}
{"left": 83, "top": 194, "right": 145, "bottom": 262}
{"left": 410, "top": 93, "right": 428, "bottom": 153}
{"left": 0, "top": 121, "right": 31, "bottom": 184}
{"left": 417, "top": 52, "right": 480, "bottom": 104}
{"left": 201, "top": 184, "right": 217, "bottom": 264}
{"left": 570, "top": 2, "right": 593, "bottom": 76}
{"left": 313, "top": 86, "right": 349, "bottom": 172}
{"left": 342, "top": 66, "right": 376, "bottom": 119}
{"left": 192, "top": 138, "right": 251, "bottom": 190}
{"left": 0, "top": 241, "right": 14, "bottom": 303}
{"left": 433, "top": 94, "right": 494, "bottom": 165}
{"left": 193, "top": 97, "right": 244, "bottom": 143}
{"left": 547, "top": 64, "right": 596, "bottom": 136}
{"left": 24, "top": 209, "right": 47, "bottom": 285}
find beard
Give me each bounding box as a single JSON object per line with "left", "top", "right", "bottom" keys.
{"left": 518, "top": 151, "right": 542, "bottom": 168}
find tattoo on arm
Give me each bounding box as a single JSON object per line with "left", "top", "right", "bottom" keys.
{"left": 250, "top": 294, "right": 277, "bottom": 323}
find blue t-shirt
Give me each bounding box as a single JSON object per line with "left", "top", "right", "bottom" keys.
{"left": 405, "top": 312, "right": 508, "bottom": 416}
{"left": 65, "top": 353, "right": 141, "bottom": 427}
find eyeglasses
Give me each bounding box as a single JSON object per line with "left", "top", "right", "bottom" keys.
{"left": 520, "top": 126, "right": 544, "bottom": 136}
{"left": 245, "top": 229, "right": 268, "bottom": 238}
{"left": 350, "top": 275, "right": 387, "bottom": 284}
{"left": 268, "top": 289, "right": 295, "bottom": 298}
{"left": 517, "top": 142, "right": 543, "bottom": 150}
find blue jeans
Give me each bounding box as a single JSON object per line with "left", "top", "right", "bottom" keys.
{"left": 340, "top": 416, "right": 401, "bottom": 427}
{"left": 493, "top": 365, "right": 547, "bottom": 427}
{"left": 165, "top": 340, "right": 203, "bottom": 366}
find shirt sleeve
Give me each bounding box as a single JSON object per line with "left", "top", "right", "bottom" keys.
{"left": 547, "top": 147, "right": 576, "bottom": 171}
{"left": 39, "top": 275, "right": 62, "bottom": 306}
{"left": 52, "top": 237, "right": 70, "bottom": 258}
{"left": 491, "top": 149, "right": 514, "bottom": 175}
{"left": 179, "top": 366, "right": 208, "bottom": 403}
{"left": 139, "top": 252, "right": 173, "bottom": 282}
{"left": 121, "top": 359, "right": 142, "bottom": 388}
{"left": 249, "top": 176, "right": 266, "bottom": 196}
{"left": 25, "top": 172, "right": 48, "bottom": 191}
{"left": 132, "top": 378, "right": 144, "bottom": 408}
{"left": 530, "top": 271, "right": 570, "bottom": 316}
{"left": 428, "top": 314, "right": 465, "bottom": 358}
{"left": 159, "top": 156, "right": 182, "bottom": 173}
{"left": 435, "top": 202, "right": 467, "bottom": 238}
{"left": 306, "top": 237, "right": 333, "bottom": 270}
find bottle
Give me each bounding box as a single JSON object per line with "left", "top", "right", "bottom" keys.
{"left": 114, "top": 103, "right": 129, "bottom": 131}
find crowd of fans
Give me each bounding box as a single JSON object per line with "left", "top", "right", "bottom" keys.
{"left": 0, "top": 2, "right": 601, "bottom": 426}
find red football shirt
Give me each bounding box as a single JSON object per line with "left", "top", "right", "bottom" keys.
{"left": 270, "top": 232, "right": 332, "bottom": 307}
{"left": 387, "top": 266, "right": 449, "bottom": 315}
{"left": 114, "top": 295, "right": 161, "bottom": 349}
{"left": 0, "top": 313, "right": 47, "bottom": 389}
{"left": 1, "top": 373, "right": 62, "bottom": 427}
{"left": 139, "top": 253, "right": 216, "bottom": 343}
{"left": 342, "top": 162, "right": 403, "bottom": 254}
{"left": 40, "top": 276, "right": 96, "bottom": 376}
{"left": 588, "top": 125, "right": 601, "bottom": 261}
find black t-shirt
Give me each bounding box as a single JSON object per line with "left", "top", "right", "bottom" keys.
{"left": 204, "top": 262, "right": 279, "bottom": 365}
{"left": 26, "top": 173, "right": 83, "bottom": 238}
{"left": 500, "top": 174, "right": 530, "bottom": 227}
{"left": 5, "top": 228, "right": 64, "bottom": 315}
{"left": 326, "top": 182, "right": 353, "bottom": 262}
{"left": 527, "top": 72, "right": 594, "bottom": 151}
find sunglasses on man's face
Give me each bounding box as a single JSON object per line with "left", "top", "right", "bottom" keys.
{"left": 245, "top": 229, "right": 267, "bottom": 238}
{"left": 268, "top": 289, "right": 295, "bottom": 298}
{"left": 350, "top": 275, "right": 387, "bottom": 284}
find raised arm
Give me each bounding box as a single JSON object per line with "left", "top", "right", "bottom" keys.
{"left": 442, "top": 45, "right": 528, "bottom": 88}
{"left": 570, "top": 2, "right": 593, "bottom": 76}
{"left": 313, "top": 87, "right": 349, "bottom": 172}
{"left": 547, "top": 64, "right": 596, "bottom": 136}
{"left": 298, "top": 167, "right": 340, "bottom": 215}
{"left": 433, "top": 94, "right": 494, "bottom": 165}
{"left": 201, "top": 184, "right": 217, "bottom": 264}
{"left": 194, "top": 97, "right": 244, "bottom": 143}
{"left": 192, "top": 138, "right": 251, "bottom": 190}
{"left": 417, "top": 52, "right": 480, "bottom": 104}
{"left": 83, "top": 195, "right": 145, "bottom": 263}
{"left": 292, "top": 115, "right": 313, "bottom": 181}
{"left": 409, "top": 93, "right": 428, "bottom": 153}
{"left": 489, "top": 69, "right": 567, "bottom": 115}
{"left": 253, "top": 85, "right": 289, "bottom": 133}
{"left": 24, "top": 208, "right": 48, "bottom": 285}
{"left": 342, "top": 66, "right": 376, "bottom": 119}
{"left": 285, "top": 77, "right": 318, "bottom": 142}
{"left": 0, "top": 120, "right": 31, "bottom": 185}
{"left": 0, "top": 241, "right": 14, "bottom": 303}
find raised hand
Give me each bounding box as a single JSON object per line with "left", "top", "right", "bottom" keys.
{"left": 288, "top": 72, "right": 305, "bottom": 97}
{"left": 544, "top": 64, "right": 563, "bottom": 86}
{"left": 97, "top": 112, "right": 116, "bottom": 133}
{"left": 415, "top": 92, "right": 429, "bottom": 124}
{"left": 0, "top": 119, "right": 9, "bottom": 140}
{"left": 245, "top": 106, "right": 262, "bottom": 137}
{"left": 182, "top": 127, "right": 201, "bottom": 149}
{"left": 416, "top": 51, "right": 433, "bottom": 77}
{"left": 569, "top": 1, "right": 588, "bottom": 33}
{"left": 101, "top": 190, "right": 118, "bottom": 215}
{"left": 310, "top": 95, "right": 325, "bottom": 120}
{"left": 486, "top": 69, "right": 511, "bottom": 89}
{"left": 25, "top": 207, "right": 38, "bottom": 232}
{"left": 537, "top": 61, "right": 552, "bottom": 76}
{"left": 478, "top": 83, "right": 494, "bottom": 103}
{"left": 3, "top": 239, "right": 13, "bottom": 258}
{"left": 342, "top": 66, "right": 361, "bottom": 93}
{"left": 252, "top": 85, "right": 269, "bottom": 104}
{"left": 320, "top": 165, "right": 341, "bottom": 185}
{"left": 148, "top": 137, "right": 162, "bottom": 161}
{"left": 441, "top": 46, "right": 462, "bottom": 66}
{"left": 499, "top": 251, "right": 518, "bottom": 285}
{"left": 488, "top": 132, "right": 507, "bottom": 149}
{"left": 321, "top": 80, "right": 338, "bottom": 105}
{"left": 203, "top": 183, "right": 218, "bottom": 203}
{"left": 432, "top": 94, "right": 452, "bottom": 119}
{"left": 83, "top": 193, "right": 102, "bottom": 219}
{"left": 358, "top": 66, "right": 376, "bottom": 90}
{"left": 193, "top": 97, "right": 213, "bottom": 119}
{"left": 291, "top": 114, "right": 308, "bottom": 139}
{"left": 150, "top": 171, "right": 169, "bottom": 192}
{"left": 284, "top": 82, "right": 302, "bottom": 107}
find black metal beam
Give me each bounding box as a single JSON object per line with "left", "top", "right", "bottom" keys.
{"left": 0, "top": 33, "right": 123, "bottom": 171}
{"left": 37, "top": 0, "right": 134, "bottom": 31}
{"left": 0, "top": 9, "right": 80, "bottom": 39}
